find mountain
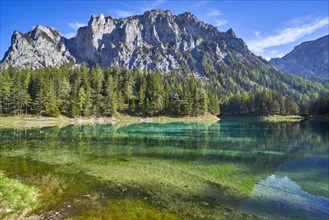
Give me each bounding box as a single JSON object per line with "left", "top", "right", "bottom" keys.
{"left": 270, "top": 35, "right": 329, "bottom": 77}
{"left": 0, "top": 10, "right": 326, "bottom": 117}
{"left": 1, "top": 25, "right": 75, "bottom": 69}
{"left": 1, "top": 10, "right": 272, "bottom": 73}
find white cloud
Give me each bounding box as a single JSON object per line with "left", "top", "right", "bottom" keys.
{"left": 112, "top": 0, "right": 167, "bottom": 18}
{"left": 68, "top": 21, "right": 86, "bottom": 31}
{"left": 214, "top": 19, "right": 228, "bottom": 27}
{"left": 253, "top": 30, "right": 261, "bottom": 37}
{"left": 150, "top": 0, "right": 167, "bottom": 8}
{"left": 203, "top": 8, "right": 228, "bottom": 27}
{"left": 247, "top": 16, "right": 329, "bottom": 59}
{"left": 140, "top": 0, "right": 167, "bottom": 12}
{"left": 262, "top": 50, "right": 285, "bottom": 61}
{"left": 205, "top": 9, "right": 222, "bottom": 18}
{"left": 65, "top": 21, "right": 86, "bottom": 39}
{"left": 64, "top": 32, "right": 76, "bottom": 39}
{"left": 285, "top": 16, "right": 313, "bottom": 27}
{"left": 110, "top": 9, "right": 135, "bottom": 18}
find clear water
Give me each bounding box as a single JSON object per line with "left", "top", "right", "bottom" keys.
{"left": 0, "top": 119, "right": 328, "bottom": 219}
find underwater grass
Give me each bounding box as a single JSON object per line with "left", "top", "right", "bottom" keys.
{"left": 0, "top": 152, "right": 263, "bottom": 219}
{"left": 68, "top": 197, "right": 183, "bottom": 220}
{"left": 0, "top": 171, "right": 40, "bottom": 219}
{"left": 0, "top": 120, "right": 327, "bottom": 219}
{"left": 276, "top": 169, "right": 329, "bottom": 198}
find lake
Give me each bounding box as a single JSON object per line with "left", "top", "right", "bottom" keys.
{"left": 0, "top": 119, "right": 328, "bottom": 219}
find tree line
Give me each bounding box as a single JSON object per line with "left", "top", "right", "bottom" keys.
{"left": 0, "top": 65, "right": 219, "bottom": 117}
{"left": 222, "top": 90, "right": 299, "bottom": 116}
{"left": 0, "top": 64, "right": 327, "bottom": 117}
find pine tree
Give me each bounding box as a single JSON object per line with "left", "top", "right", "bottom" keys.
{"left": 271, "top": 100, "right": 280, "bottom": 115}
{"left": 163, "top": 81, "right": 171, "bottom": 112}
{"left": 90, "top": 64, "right": 104, "bottom": 115}
{"left": 138, "top": 74, "right": 147, "bottom": 112}
{"left": 78, "top": 87, "right": 86, "bottom": 116}
{"left": 69, "top": 88, "right": 80, "bottom": 117}
{"left": 0, "top": 70, "right": 13, "bottom": 114}
{"left": 103, "top": 75, "right": 117, "bottom": 116}
{"left": 145, "top": 71, "right": 164, "bottom": 116}
{"left": 208, "top": 92, "right": 220, "bottom": 115}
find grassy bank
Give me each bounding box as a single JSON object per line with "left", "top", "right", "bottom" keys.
{"left": 0, "top": 113, "right": 219, "bottom": 129}
{"left": 261, "top": 115, "right": 304, "bottom": 122}
{"left": 0, "top": 172, "right": 40, "bottom": 219}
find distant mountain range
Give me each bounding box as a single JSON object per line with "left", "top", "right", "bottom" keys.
{"left": 0, "top": 9, "right": 273, "bottom": 74}
{"left": 271, "top": 35, "right": 329, "bottom": 77}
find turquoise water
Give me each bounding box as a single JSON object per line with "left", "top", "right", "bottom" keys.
{"left": 0, "top": 119, "right": 328, "bottom": 219}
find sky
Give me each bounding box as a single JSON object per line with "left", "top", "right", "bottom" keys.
{"left": 1, "top": 0, "right": 328, "bottom": 60}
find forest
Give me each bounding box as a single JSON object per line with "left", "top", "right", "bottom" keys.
{"left": 0, "top": 64, "right": 328, "bottom": 117}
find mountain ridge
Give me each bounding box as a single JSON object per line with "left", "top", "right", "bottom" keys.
{"left": 270, "top": 35, "right": 329, "bottom": 77}
{"left": 1, "top": 9, "right": 273, "bottom": 74}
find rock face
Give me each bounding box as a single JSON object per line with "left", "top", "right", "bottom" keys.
{"left": 1, "top": 10, "right": 272, "bottom": 73}
{"left": 1, "top": 25, "right": 75, "bottom": 69}
{"left": 271, "top": 35, "right": 329, "bottom": 77}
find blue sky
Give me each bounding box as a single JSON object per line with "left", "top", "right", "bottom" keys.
{"left": 1, "top": 0, "right": 328, "bottom": 60}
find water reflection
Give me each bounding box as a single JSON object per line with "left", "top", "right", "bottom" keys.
{"left": 241, "top": 175, "right": 329, "bottom": 219}
{"left": 0, "top": 119, "right": 328, "bottom": 219}
{"left": 1, "top": 120, "right": 328, "bottom": 167}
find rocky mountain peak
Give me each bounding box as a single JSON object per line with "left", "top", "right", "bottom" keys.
{"left": 11, "top": 30, "right": 23, "bottom": 43}
{"left": 177, "top": 11, "right": 199, "bottom": 21}
{"left": 143, "top": 9, "right": 172, "bottom": 17}
{"left": 89, "top": 13, "right": 110, "bottom": 26}
{"left": 226, "top": 28, "right": 236, "bottom": 38}
{"left": 1, "top": 23, "right": 74, "bottom": 69}
{"left": 1, "top": 10, "right": 272, "bottom": 73}
{"left": 30, "top": 25, "right": 61, "bottom": 42}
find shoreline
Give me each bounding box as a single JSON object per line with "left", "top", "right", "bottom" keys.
{"left": 2, "top": 114, "right": 327, "bottom": 130}
{"left": 0, "top": 113, "right": 220, "bottom": 129}
{"left": 220, "top": 115, "right": 305, "bottom": 122}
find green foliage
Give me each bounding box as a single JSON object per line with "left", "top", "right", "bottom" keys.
{"left": 103, "top": 75, "right": 117, "bottom": 116}
{"left": 43, "top": 87, "right": 60, "bottom": 117}
{"left": 0, "top": 62, "right": 326, "bottom": 118}
{"left": 312, "top": 92, "right": 329, "bottom": 115}
{"left": 145, "top": 72, "right": 164, "bottom": 116}
{"left": 222, "top": 90, "right": 300, "bottom": 116}
{"left": 0, "top": 172, "right": 40, "bottom": 219}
